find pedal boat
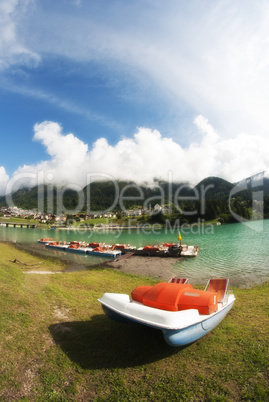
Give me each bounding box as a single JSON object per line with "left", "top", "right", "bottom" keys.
{"left": 98, "top": 280, "right": 235, "bottom": 347}
{"left": 44, "top": 241, "right": 121, "bottom": 259}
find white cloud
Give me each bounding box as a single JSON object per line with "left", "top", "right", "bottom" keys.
{"left": 0, "top": 166, "right": 9, "bottom": 195}
{"left": 215, "top": 133, "right": 269, "bottom": 182}
{"left": 3, "top": 118, "right": 269, "bottom": 196}
{"left": 33, "top": 121, "right": 88, "bottom": 165}
{"left": 0, "top": 0, "right": 40, "bottom": 70}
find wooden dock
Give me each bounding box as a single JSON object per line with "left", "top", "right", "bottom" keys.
{"left": 114, "top": 252, "right": 135, "bottom": 261}
{"left": 0, "top": 222, "right": 36, "bottom": 228}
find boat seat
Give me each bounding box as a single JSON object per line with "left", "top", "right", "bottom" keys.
{"left": 169, "top": 278, "right": 188, "bottom": 284}
{"left": 131, "top": 282, "right": 218, "bottom": 314}
{"left": 204, "top": 278, "right": 229, "bottom": 304}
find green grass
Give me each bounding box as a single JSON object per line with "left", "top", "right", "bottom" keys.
{"left": 0, "top": 217, "right": 49, "bottom": 228}
{"left": 0, "top": 242, "right": 268, "bottom": 400}
{"left": 77, "top": 217, "right": 141, "bottom": 227}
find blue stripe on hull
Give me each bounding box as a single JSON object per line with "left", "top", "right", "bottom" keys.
{"left": 101, "top": 302, "right": 234, "bottom": 347}
{"left": 86, "top": 250, "right": 119, "bottom": 258}
{"left": 162, "top": 302, "right": 234, "bottom": 346}
{"left": 46, "top": 245, "right": 68, "bottom": 250}
{"left": 102, "top": 305, "right": 137, "bottom": 324}
{"left": 45, "top": 245, "right": 119, "bottom": 258}
{"left": 66, "top": 248, "right": 87, "bottom": 253}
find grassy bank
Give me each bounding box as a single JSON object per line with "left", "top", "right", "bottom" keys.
{"left": 0, "top": 242, "right": 268, "bottom": 401}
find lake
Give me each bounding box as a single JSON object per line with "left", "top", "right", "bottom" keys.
{"left": 1, "top": 220, "right": 268, "bottom": 286}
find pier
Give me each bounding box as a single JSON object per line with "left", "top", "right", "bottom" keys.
{"left": 0, "top": 222, "right": 36, "bottom": 229}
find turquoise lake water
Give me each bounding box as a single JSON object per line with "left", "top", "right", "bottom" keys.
{"left": 1, "top": 220, "right": 268, "bottom": 286}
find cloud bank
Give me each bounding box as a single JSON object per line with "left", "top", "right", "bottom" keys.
{"left": 1, "top": 118, "right": 268, "bottom": 196}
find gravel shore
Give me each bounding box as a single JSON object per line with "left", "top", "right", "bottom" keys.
{"left": 105, "top": 255, "right": 180, "bottom": 281}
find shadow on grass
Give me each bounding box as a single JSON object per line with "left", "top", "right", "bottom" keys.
{"left": 49, "top": 315, "right": 183, "bottom": 369}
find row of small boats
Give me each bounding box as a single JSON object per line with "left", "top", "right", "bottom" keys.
{"left": 38, "top": 239, "right": 122, "bottom": 259}
{"left": 135, "top": 244, "right": 199, "bottom": 257}
{"left": 38, "top": 238, "right": 199, "bottom": 259}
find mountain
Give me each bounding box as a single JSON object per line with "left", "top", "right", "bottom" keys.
{"left": 1, "top": 176, "right": 269, "bottom": 223}
{"left": 0, "top": 176, "right": 238, "bottom": 212}
{"left": 82, "top": 179, "right": 195, "bottom": 212}
{"left": 195, "top": 176, "right": 234, "bottom": 200}
{"left": 0, "top": 187, "right": 41, "bottom": 210}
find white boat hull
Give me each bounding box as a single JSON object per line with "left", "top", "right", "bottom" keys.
{"left": 180, "top": 245, "right": 199, "bottom": 257}
{"left": 99, "top": 293, "right": 235, "bottom": 347}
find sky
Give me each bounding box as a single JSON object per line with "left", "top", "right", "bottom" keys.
{"left": 1, "top": 0, "right": 269, "bottom": 196}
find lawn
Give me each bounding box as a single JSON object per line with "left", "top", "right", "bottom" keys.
{"left": 0, "top": 242, "right": 268, "bottom": 400}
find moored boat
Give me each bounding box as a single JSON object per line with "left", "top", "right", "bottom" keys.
{"left": 134, "top": 244, "right": 182, "bottom": 257}
{"left": 98, "top": 279, "right": 235, "bottom": 346}
{"left": 39, "top": 239, "right": 198, "bottom": 259}
{"left": 87, "top": 247, "right": 122, "bottom": 258}
{"left": 44, "top": 240, "right": 121, "bottom": 259}
{"left": 45, "top": 241, "right": 69, "bottom": 250}
{"left": 134, "top": 243, "right": 199, "bottom": 258}
{"left": 180, "top": 245, "right": 199, "bottom": 257}
{"left": 38, "top": 238, "right": 53, "bottom": 244}
{"left": 112, "top": 244, "right": 136, "bottom": 251}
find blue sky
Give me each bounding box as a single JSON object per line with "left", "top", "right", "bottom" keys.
{"left": 1, "top": 0, "right": 269, "bottom": 195}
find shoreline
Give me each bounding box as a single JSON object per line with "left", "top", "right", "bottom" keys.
{"left": 6, "top": 241, "right": 269, "bottom": 288}
{"left": 105, "top": 255, "right": 180, "bottom": 282}
{"left": 10, "top": 241, "right": 182, "bottom": 282}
